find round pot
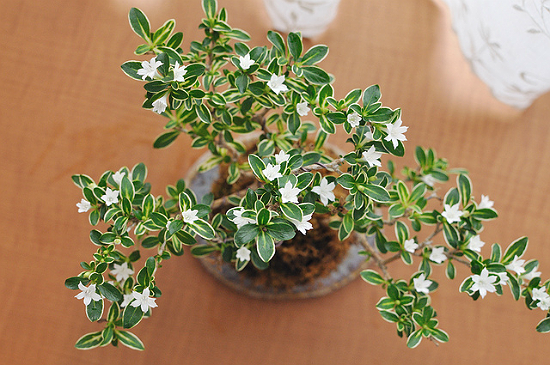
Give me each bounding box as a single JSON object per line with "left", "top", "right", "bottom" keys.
{"left": 263, "top": 0, "right": 342, "bottom": 39}
{"left": 186, "top": 147, "right": 373, "bottom": 299}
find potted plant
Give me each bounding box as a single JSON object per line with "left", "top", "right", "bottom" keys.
{"left": 65, "top": 0, "right": 550, "bottom": 351}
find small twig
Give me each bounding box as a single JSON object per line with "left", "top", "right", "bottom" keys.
{"left": 354, "top": 232, "right": 392, "bottom": 281}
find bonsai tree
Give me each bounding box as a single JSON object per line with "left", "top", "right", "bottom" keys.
{"left": 66, "top": 0, "right": 550, "bottom": 350}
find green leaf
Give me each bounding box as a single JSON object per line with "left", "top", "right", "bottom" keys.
{"left": 121, "top": 61, "right": 145, "bottom": 81}
{"left": 196, "top": 103, "right": 212, "bottom": 124}
{"left": 152, "top": 19, "right": 175, "bottom": 45}
{"left": 395, "top": 221, "right": 409, "bottom": 243}
{"left": 265, "top": 223, "right": 296, "bottom": 241}
{"left": 444, "top": 188, "right": 460, "bottom": 206}
{"left": 318, "top": 113, "right": 335, "bottom": 134}
{"left": 361, "top": 269, "right": 385, "bottom": 285}
{"left": 287, "top": 32, "right": 303, "bottom": 60}
{"left": 257, "top": 208, "right": 271, "bottom": 226}
{"left": 396, "top": 181, "right": 410, "bottom": 203}
{"left": 202, "top": 0, "right": 217, "bottom": 19}
{"left": 116, "top": 330, "right": 145, "bottom": 350}
{"left": 120, "top": 176, "right": 135, "bottom": 201}
{"left": 65, "top": 276, "right": 87, "bottom": 290}
{"left": 364, "top": 184, "right": 390, "bottom": 203}
{"left": 128, "top": 8, "right": 151, "bottom": 42}
{"left": 502, "top": 236, "right": 529, "bottom": 264}
{"left": 280, "top": 202, "right": 303, "bottom": 221}
{"left": 153, "top": 130, "right": 180, "bottom": 148}
{"left": 471, "top": 208, "right": 498, "bottom": 220}
{"left": 457, "top": 174, "right": 472, "bottom": 207}
{"left": 301, "top": 44, "right": 328, "bottom": 65}
{"left": 166, "top": 31, "right": 184, "bottom": 49}
{"left": 235, "top": 223, "right": 259, "bottom": 246}
{"left": 430, "top": 328, "right": 449, "bottom": 343}
{"left": 490, "top": 243, "right": 502, "bottom": 262}
{"left": 508, "top": 272, "right": 521, "bottom": 300}
{"left": 75, "top": 331, "right": 103, "bottom": 350}
{"left": 190, "top": 244, "right": 217, "bottom": 256}
{"left": 132, "top": 162, "right": 147, "bottom": 183}
{"left": 339, "top": 212, "right": 354, "bottom": 241}
{"left": 267, "top": 30, "right": 286, "bottom": 55}
{"left": 86, "top": 299, "right": 104, "bottom": 322}
{"left": 443, "top": 221, "right": 460, "bottom": 249}
{"left": 288, "top": 112, "right": 301, "bottom": 135}
{"left": 445, "top": 260, "right": 456, "bottom": 280}
{"left": 302, "top": 66, "right": 330, "bottom": 85}
{"left": 257, "top": 230, "right": 275, "bottom": 262}
{"left": 189, "top": 219, "right": 216, "bottom": 240}
{"left": 362, "top": 84, "right": 381, "bottom": 108}
{"left": 406, "top": 329, "right": 423, "bottom": 348}
{"left": 248, "top": 154, "right": 266, "bottom": 180}
{"left": 379, "top": 310, "right": 399, "bottom": 323}
{"left": 123, "top": 304, "right": 145, "bottom": 329}
{"left": 98, "top": 282, "right": 123, "bottom": 302}
{"left": 236, "top": 73, "right": 249, "bottom": 93}
{"left": 337, "top": 173, "right": 355, "bottom": 189}
{"left": 536, "top": 317, "right": 550, "bottom": 333}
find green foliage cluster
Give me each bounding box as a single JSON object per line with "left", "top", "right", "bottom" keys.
{"left": 66, "top": 0, "right": 550, "bottom": 350}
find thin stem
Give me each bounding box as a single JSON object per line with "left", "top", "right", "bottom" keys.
{"left": 354, "top": 232, "right": 392, "bottom": 281}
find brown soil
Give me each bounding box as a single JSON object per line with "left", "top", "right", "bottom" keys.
{"left": 209, "top": 145, "right": 352, "bottom": 290}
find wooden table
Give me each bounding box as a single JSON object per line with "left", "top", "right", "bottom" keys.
{"left": 2, "top": 0, "right": 550, "bottom": 363}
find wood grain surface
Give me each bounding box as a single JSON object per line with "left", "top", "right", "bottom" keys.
{"left": 2, "top": 0, "right": 550, "bottom": 363}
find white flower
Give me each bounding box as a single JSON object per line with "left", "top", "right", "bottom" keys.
{"left": 130, "top": 287, "right": 158, "bottom": 313}
{"left": 362, "top": 146, "right": 382, "bottom": 167}
{"left": 267, "top": 74, "right": 288, "bottom": 95}
{"left": 311, "top": 177, "right": 336, "bottom": 206}
{"left": 172, "top": 61, "right": 187, "bottom": 82}
{"left": 101, "top": 188, "right": 119, "bottom": 206}
{"left": 441, "top": 203, "right": 463, "bottom": 224}
{"left": 478, "top": 194, "right": 494, "bottom": 209}
{"left": 120, "top": 293, "right": 133, "bottom": 308}
{"left": 262, "top": 163, "right": 282, "bottom": 181}
{"left": 239, "top": 53, "right": 254, "bottom": 70}
{"left": 76, "top": 199, "right": 91, "bottom": 213}
{"left": 429, "top": 246, "right": 447, "bottom": 264}
{"left": 231, "top": 207, "right": 255, "bottom": 228}
{"left": 181, "top": 209, "right": 199, "bottom": 224}
{"left": 347, "top": 112, "right": 362, "bottom": 128}
{"left": 364, "top": 127, "right": 374, "bottom": 141}
{"left": 523, "top": 269, "right": 542, "bottom": 282}
{"left": 112, "top": 170, "right": 125, "bottom": 185}
{"left": 274, "top": 150, "right": 290, "bottom": 164}
{"left": 532, "top": 287, "right": 549, "bottom": 302}
{"left": 495, "top": 271, "right": 508, "bottom": 286}
{"left": 75, "top": 282, "right": 102, "bottom": 306}
{"left": 538, "top": 296, "right": 550, "bottom": 311}
{"left": 470, "top": 268, "right": 497, "bottom": 299}
{"left": 236, "top": 246, "right": 251, "bottom": 262}
{"left": 296, "top": 101, "right": 310, "bottom": 116}
{"left": 383, "top": 117, "right": 408, "bottom": 148}
{"left": 413, "top": 274, "right": 432, "bottom": 294}
{"left": 421, "top": 174, "right": 436, "bottom": 187}
{"left": 279, "top": 181, "right": 301, "bottom": 204}
{"left": 533, "top": 287, "right": 550, "bottom": 310}
{"left": 289, "top": 213, "right": 313, "bottom": 235}
{"left": 404, "top": 239, "right": 418, "bottom": 253}
{"left": 111, "top": 262, "right": 134, "bottom": 282}
{"left": 137, "top": 57, "right": 163, "bottom": 80}
{"left": 152, "top": 94, "right": 168, "bottom": 114}
{"left": 506, "top": 255, "right": 526, "bottom": 275}
{"left": 467, "top": 235, "right": 485, "bottom": 253}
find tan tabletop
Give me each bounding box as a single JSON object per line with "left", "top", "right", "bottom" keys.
{"left": 2, "top": 0, "right": 550, "bottom": 363}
